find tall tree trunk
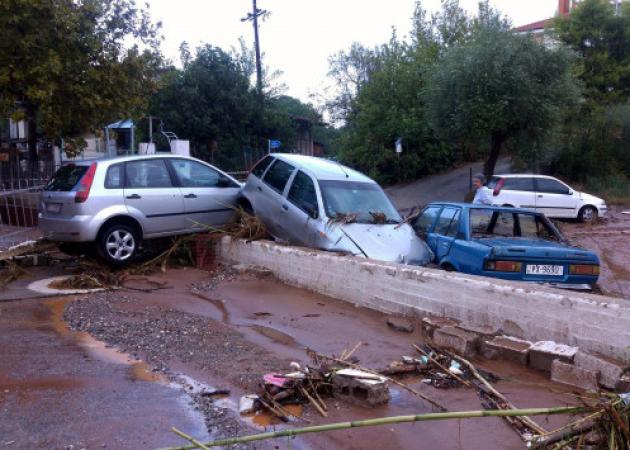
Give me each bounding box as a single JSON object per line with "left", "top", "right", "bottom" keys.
{"left": 26, "top": 106, "right": 38, "bottom": 177}
{"left": 484, "top": 132, "right": 504, "bottom": 180}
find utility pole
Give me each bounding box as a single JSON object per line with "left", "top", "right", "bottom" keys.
{"left": 241, "top": 0, "right": 268, "bottom": 96}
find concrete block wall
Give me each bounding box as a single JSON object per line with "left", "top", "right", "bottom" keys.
{"left": 216, "top": 238, "right": 630, "bottom": 363}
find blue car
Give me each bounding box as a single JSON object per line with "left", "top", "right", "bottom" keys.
{"left": 411, "top": 202, "right": 600, "bottom": 285}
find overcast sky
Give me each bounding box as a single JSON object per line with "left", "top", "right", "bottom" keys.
{"left": 147, "top": 0, "right": 558, "bottom": 103}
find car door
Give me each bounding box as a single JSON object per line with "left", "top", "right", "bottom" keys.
{"left": 498, "top": 177, "right": 536, "bottom": 209}
{"left": 243, "top": 155, "right": 275, "bottom": 213}
{"left": 411, "top": 205, "right": 442, "bottom": 260}
{"left": 535, "top": 178, "right": 578, "bottom": 218}
{"left": 167, "top": 158, "right": 240, "bottom": 229}
{"left": 258, "top": 159, "right": 296, "bottom": 238}
{"left": 282, "top": 170, "right": 320, "bottom": 246}
{"left": 431, "top": 207, "right": 461, "bottom": 262}
{"left": 123, "top": 158, "right": 185, "bottom": 235}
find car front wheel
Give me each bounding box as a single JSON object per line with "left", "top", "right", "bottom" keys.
{"left": 97, "top": 224, "right": 139, "bottom": 266}
{"left": 578, "top": 205, "right": 598, "bottom": 224}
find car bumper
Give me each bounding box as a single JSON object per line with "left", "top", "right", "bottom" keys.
{"left": 480, "top": 270, "right": 598, "bottom": 285}
{"left": 38, "top": 213, "right": 98, "bottom": 242}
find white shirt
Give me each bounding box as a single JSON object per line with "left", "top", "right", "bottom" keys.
{"left": 473, "top": 187, "right": 492, "bottom": 205}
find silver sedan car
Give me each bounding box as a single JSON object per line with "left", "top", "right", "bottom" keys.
{"left": 240, "top": 154, "right": 433, "bottom": 265}
{"left": 39, "top": 154, "right": 241, "bottom": 266}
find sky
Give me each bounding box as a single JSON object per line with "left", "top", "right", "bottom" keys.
{"left": 147, "top": 0, "right": 559, "bottom": 103}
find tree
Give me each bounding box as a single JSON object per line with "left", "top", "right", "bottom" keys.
{"left": 425, "top": 28, "right": 580, "bottom": 178}
{"left": 0, "top": 0, "right": 162, "bottom": 162}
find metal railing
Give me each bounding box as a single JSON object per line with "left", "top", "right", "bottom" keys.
{"left": 0, "top": 179, "right": 45, "bottom": 251}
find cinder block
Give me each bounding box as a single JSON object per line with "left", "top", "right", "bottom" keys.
{"left": 332, "top": 374, "right": 390, "bottom": 406}
{"left": 421, "top": 316, "right": 460, "bottom": 339}
{"left": 432, "top": 326, "right": 478, "bottom": 358}
{"left": 481, "top": 336, "right": 532, "bottom": 366}
{"left": 386, "top": 317, "right": 414, "bottom": 333}
{"left": 456, "top": 324, "right": 499, "bottom": 340}
{"left": 574, "top": 351, "right": 627, "bottom": 390}
{"left": 551, "top": 360, "right": 599, "bottom": 391}
{"left": 529, "top": 341, "right": 578, "bottom": 372}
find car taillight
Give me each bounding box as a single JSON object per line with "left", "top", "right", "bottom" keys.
{"left": 485, "top": 260, "right": 522, "bottom": 272}
{"left": 493, "top": 178, "right": 505, "bottom": 196}
{"left": 569, "top": 264, "right": 600, "bottom": 276}
{"left": 74, "top": 162, "right": 97, "bottom": 203}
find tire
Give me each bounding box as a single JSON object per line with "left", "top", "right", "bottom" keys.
{"left": 97, "top": 223, "right": 139, "bottom": 267}
{"left": 578, "top": 205, "right": 598, "bottom": 224}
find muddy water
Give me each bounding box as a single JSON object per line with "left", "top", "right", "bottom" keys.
{"left": 118, "top": 269, "right": 580, "bottom": 450}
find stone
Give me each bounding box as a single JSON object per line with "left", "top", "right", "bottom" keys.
{"left": 456, "top": 324, "right": 499, "bottom": 340}
{"left": 529, "top": 341, "right": 578, "bottom": 372}
{"left": 332, "top": 371, "right": 390, "bottom": 406}
{"left": 432, "top": 326, "right": 479, "bottom": 358}
{"left": 481, "top": 335, "right": 532, "bottom": 366}
{"left": 574, "top": 351, "right": 627, "bottom": 390}
{"left": 386, "top": 317, "right": 414, "bottom": 333}
{"left": 238, "top": 394, "right": 259, "bottom": 415}
{"left": 551, "top": 360, "right": 599, "bottom": 391}
{"left": 421, "top": 316, "right": 459, "bottom": 339}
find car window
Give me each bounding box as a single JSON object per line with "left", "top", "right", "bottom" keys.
{"left": 251, "top": 155, "right": 274, "bottom": 178}
{"left": 169, "top": 159, "right": 231, "bottom": 188}
{"left": 263, "top": 159, "right": 294, "bottom": 194}
{"left": 435, "top": 207, "right": 459, "bottom": 235}
{"left": 287, "top": 171, "right": 318, "bottom": 218}
{"left": 536, "top": 178, "right": 570, "bottom": 195}
{"left": 470, "top": 209, "right": 514, "bottom": 237}
{"left": 413, "top": 206, "right": 441, "bottom": 234}
{"left": 125, "top": 159, "right": 173, "bottom": 188}
{"left": 518, "top": 214, "right": 558, "bottom": 240}
{"left": 105, "top": 163, "right": 123, "bottom": 189}
{"left": 45, "top": 165, "right": 88, "bottom": 191}
{"left": 503, "top": 177, "right": 535, "bottom": 192}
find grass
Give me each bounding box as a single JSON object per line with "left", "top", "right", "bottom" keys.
{"left": 581, "top": 173, "right": 630, "bottom": 206}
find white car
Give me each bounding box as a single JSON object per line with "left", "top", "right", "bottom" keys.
{"left": 483, "top": 174, "right": 606, "bottom": 223}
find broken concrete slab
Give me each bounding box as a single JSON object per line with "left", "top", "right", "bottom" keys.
{"left": 238, "top": 394, "right": 259, "bottom": 415}
{"left": 551, "top": 360, "right": 599, "bottom": 391}
{"left": 574, "top": 351, "right": 627, "bottom": 390}
{"left": 232, "top": 263, "right": 273, "bottom": 278}
{"left": 481, "top": 335, "right": 532, "bottom": 366}
{"left": 529, "top": 341, "right": 578, "bottom": 372}
{"left": 456, "top": 324, "right": 499, "bottom": 340}
{"left": 386, "top": 317, "right": 414, "bottom": 333}
{"left": 432, "top": 326, "right": 478, "bottom": 358}
{"left": 332, "top": 370, "right": 390, "bottom": 406}
{"left": 421, "top": 316, "right": 460, "bottom": 339}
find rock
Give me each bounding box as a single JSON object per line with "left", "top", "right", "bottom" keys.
{"left": 528, "top": 341, "right": 578, "bottom": 372}
{"left": 481, "top": 335, "right": 532, "bottom": 366}
{"left": 421, "top": 316, "right": 459, "bottom": 339}
{"left": 432, "top": 326, "right": 478, "bottom": 358}
{"left": 551, "top": 360, "right": 599, "bottom": 391}
{"left": 332, "top": 370, "right": 390, "bottom": 406}
{"left": 574, "top": 351, "right": 627, "bottom": 390}
{"left": 386, "top": 317, "right": 414, "bottom": 333}
{"left": 238, "top": 394, "right": 259, "bottom": 415}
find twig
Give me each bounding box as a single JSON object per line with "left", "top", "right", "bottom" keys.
{"left": 341, "top": 341, "right": 362, "bottom": 361}
{"left": 158, "top": 406, "right": 587, "bottom": 450}
{"left": 413, "top": 344, "right": 473, "bottom": 388}
{"left": 171, "top": 427, "right": 210, "bottom": 450}
{"left": 308, "top": 348, "right": 448, "bottom": 412}
{"left": 300, "top": 386, "right": 327, "bottom": 417}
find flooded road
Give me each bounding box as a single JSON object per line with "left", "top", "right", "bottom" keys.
{"left": 2, "top": 266, "right": 582, "bottom": 449}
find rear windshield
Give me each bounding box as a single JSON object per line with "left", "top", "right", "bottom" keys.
{"left": 469, "top": 208, "right": 561, "bottom": 241}
{"left": 44, "top": 165, "right": 88, "bottom": 191}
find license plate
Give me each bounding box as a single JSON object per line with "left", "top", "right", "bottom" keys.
{"left": 526, "top": 264, "right": 564, "bottom": 276}
{"left": 46, "top": 202, "right": 62, "bottom": 213}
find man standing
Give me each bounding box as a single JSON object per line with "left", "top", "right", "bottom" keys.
{"left": 471, "top": 173, "right": 492, "bottom": 205}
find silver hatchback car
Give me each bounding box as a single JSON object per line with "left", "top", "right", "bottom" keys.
{"left": 240, "top": 154, "right": 433, "bottom": 265}
{"left": 39, "top": 154, "right": 241, "bottom": 265}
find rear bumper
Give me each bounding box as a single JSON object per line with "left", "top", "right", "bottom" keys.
{"left": 480, "top": 270, "right": 598, "bottom": 285}
{"left": 38, "top": 213, "right": 99, "bottom": 242}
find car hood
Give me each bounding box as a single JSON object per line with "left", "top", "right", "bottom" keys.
{"left": 339, "top": 223, "right": 433, "bottom": 265}
{"left": 475, "top": 237, "right": 598, "bottom": 262}
{"left": 577, "top": 191, "right": 605, "bottom": 205}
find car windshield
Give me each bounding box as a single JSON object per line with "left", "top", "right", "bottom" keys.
{"left": 319, "top": 180, "right": 402, "bottom": 224}
{"left": 470, "top": 208, "right": 561, "bottom": 241}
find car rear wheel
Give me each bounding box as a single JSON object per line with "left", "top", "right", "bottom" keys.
{"left": 97, "top": 224, "right": 139, "bottom": 267}
{"left": 578, "top": 205, "right": 598, "bottom": 224}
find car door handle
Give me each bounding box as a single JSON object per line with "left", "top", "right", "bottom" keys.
{"left": 281, "top": 204, "right": 289, "bottom": 211}
{"left": 537, "top": 195, "right": 543, "bottom": 198}
{"left": 257, "top": 186, "right": 262, "bottom": 192}
{"left": 126, "top": 194, "right": 141, "bottom": 199}
{"left": 184, "top": 193, "right": 197, "bottom": 199}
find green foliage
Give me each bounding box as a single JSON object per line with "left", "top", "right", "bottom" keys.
{"left": 0, "top": 0, "right": 163, "bottom": 152}
{"left": 425, "top": 28, "right": 580, "bottom": 178}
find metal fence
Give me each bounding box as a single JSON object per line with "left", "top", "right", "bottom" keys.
{"left": 0, "top": 179, "right": 45, "bottom": 251}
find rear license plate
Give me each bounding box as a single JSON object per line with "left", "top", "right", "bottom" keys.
{"left": 526, "top": 264, "right": 564, "bottom": 276}
{"left": 46, "top": 202, "right": 62, "bottom": 213}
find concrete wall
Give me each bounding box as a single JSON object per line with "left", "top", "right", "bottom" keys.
{"left": 217, "top": 238, "right": 630, "bottom": 363}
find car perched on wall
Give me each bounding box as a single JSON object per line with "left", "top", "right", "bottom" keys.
{"left": 411, "top": 202, "right": 600, "bottom": 286}
{"left": 482, "top": 174, "right": 607, "bottom": 223}
{"left": 39, "top": 154, "right": 241, "bottom": 266}
{"left": 240, "top": 154, "right": 433, "bottom": 266}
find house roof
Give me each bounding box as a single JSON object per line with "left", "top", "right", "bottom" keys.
{"left": 512, "top": 18, "right": 554, "bottom": 33}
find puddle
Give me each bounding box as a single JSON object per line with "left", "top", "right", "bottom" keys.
{"left": 250, "top": 404, "right": 303, "bottom": 427}
{"left": 192, "top": 291, "right": 230, "bottom": 323}
{"left": 247, "top": 324, "right": 299, "bottom": 347}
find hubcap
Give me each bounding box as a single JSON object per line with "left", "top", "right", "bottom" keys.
{"left": 105, "top": 229, "right": 135, "bottom": 261}
{"left": 583, "top": 208, "right": 595, "bottom": 221}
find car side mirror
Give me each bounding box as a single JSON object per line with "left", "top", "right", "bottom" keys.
{"left": 568, "top": 189, "right": 574, "bottom": 195}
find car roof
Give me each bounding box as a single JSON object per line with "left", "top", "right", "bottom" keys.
{"left": 426, "top": 202, "right": 542, "bottom": 215}
{"left": 271, "top": 153, "right": 374, "bottom": 183}
{"left": 493, "top": 173, "right": 557, "bottom": 180}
